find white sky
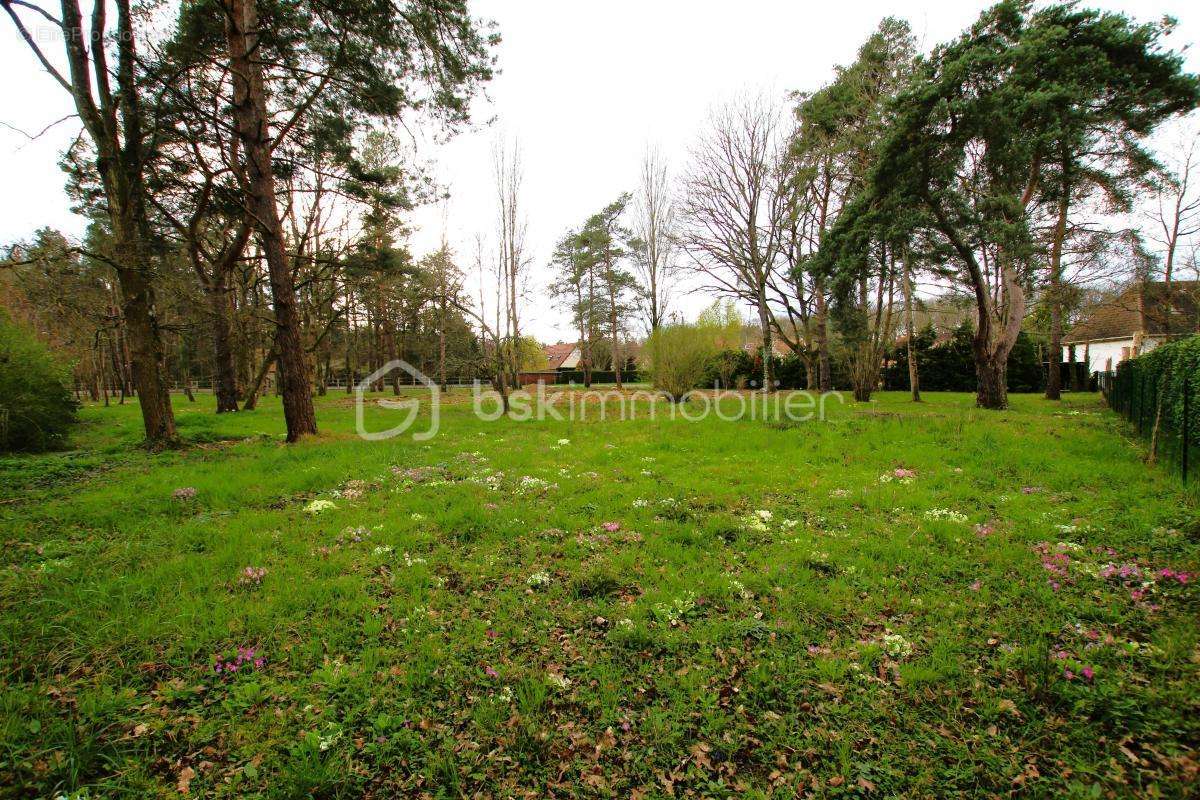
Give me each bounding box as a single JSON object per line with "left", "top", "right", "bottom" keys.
{"left": 2, "top": 0, "right": 1197, "bottom": 341}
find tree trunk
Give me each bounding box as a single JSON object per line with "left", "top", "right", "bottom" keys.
{"left": 345, "top": 289, "right": 356, "bottom": 393}
{"left": 1045, "top": 178, "right": 1069, "bottom": 400}
{"left": 115, "top": 259, "right": 176, "bottom": 438}
{"left": 439, "top": 296, "right": 448, "bottom": 392}
{"left": 241, "top": 345, "right": 276, "bottom": 411}
{"left": 89, "top": 348, "right": 102, "bottom": 402}
{"left": 814, "top": 275, "right": 831, "bottom": 392}
{"left": 756, "top": 290, "right": 775, "bottom": 392}
{"left": 610, "top": 313, "right": 622, "bottom": 389}
{"left": 209, "top": 286, "right": 240, "bottom": 412}
{"left": 318, "top": 347, "right": 330, "bottom": 396}
{"left": 901, "top": 258, "right": 921, "bottom": 402}
{"left": 386, "top": 309, "right": 401, "bottom": 396}
{"left": 224, "top": 0, "right": 316, "bottom": 442}
{"left": 975, "top": 348, "right": 1008, "bottom": 409}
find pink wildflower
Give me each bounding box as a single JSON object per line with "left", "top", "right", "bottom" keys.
{"left": 601, "top": 521, "right": 621, "bottom": 533}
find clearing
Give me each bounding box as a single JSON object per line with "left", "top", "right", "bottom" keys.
{"left": 1, "top": 390, "right": 1197, "bottom": 798}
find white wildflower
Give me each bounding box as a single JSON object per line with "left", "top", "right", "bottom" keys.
{"left": 304, "top": 499, "right": 338, "bottom": 515}
{"left": 882, "top": 633, "right": 913, "bottom": 659}
{"left": 924, "top": 508, "right": 968, "bottom": 524}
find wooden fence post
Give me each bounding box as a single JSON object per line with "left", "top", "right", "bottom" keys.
{"left": 1137, "top": 373, "right": 1145, "bottom": 433}
{"left": 1185, "top": 375, "right": 1191, "bottom": 484}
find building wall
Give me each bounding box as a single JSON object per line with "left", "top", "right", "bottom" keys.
{"left": 1063, "top": 337, "right": 1169, "bottom": 374}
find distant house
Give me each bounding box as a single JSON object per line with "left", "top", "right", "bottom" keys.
{"left": 739, "top": 336, "right": 794, "bottom": 358}
{"left": 543, "top": 342, "right": 581, "bottom": 372}
{"left": 1063, "top": 281, "right": 1199, "bottom": 373}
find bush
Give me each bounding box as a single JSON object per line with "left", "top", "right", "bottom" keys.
{"left": 1108, "top": 335, "right": 1200, "bottom": 473}
{"left": 0, "top": 313, "right": 78, "bottom": 452}
{"left": 640, "top": 323, "right": 719, "bottom": 401}
{"left": 703, "top": 348, "right": 755, "bottom": 389}
{"left": 774, "top": 354, "right": 809, "bottom": 390}
{"left": 883, "top": 322, "right": 1045, "bottom": 393}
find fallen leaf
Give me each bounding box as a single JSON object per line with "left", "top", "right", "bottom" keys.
{"left": 176, "top": 765, "right": 195, "bottom": 795}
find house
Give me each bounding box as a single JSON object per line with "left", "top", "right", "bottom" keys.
{"left": 543, "top": 342, "right": 581, "bottom": 372}
{"left": 739, "top": 335, "right": 794, "bottom": 358}
{"left": 1063, "top": 281, "right": 1199, "bottom": 374}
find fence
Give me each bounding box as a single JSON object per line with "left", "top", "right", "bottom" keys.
{"left": 1099, "top": 336, "right": 1199, "bottom": 483}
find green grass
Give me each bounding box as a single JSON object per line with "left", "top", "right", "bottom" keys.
{"left": 1, "top": 388, "right": 1198, "bottom": 798}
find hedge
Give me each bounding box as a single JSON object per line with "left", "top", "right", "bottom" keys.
{"left": 883, "top": 322, "right": 1046, "bottom": 393}
{"left": 1105, "top": 335, "right": 1200, "bottom": 481}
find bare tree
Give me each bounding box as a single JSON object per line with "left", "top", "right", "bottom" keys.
{"left": 630, "top": 146, "right": 679, "bottom": 334}
{"left": 458, "top": 234, "right": 511, "bottom": 411}
{"left": 679, "top": 95, "right": 791, "bottom": 391}
{"left": 493, "top": 138, "right": 529, "bottom": 388}
{"left": 1146, "top": 123, "right": 1200, "bottom": 334}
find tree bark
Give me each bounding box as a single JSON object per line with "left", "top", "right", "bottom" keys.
{"left": 1045, "top": 167, "right": 1070, "bottom": 400}
{"left": 439, "top": 295, "right": 448, "bottom": 392}
{"left": 814, "top": 275, "right": 831, "bottom": 392}
{"left": 209, "top": 286, "right": 240, "bottom": 412}
{"left": 901, "top": 257, "right": 921, "bottom": 402}
{"left": 756, "top": 287, "right": 776, "bottom": 392}
{"left": 115, "top": 262, "right": 176, "bottom": 436}
{"left": 224, "top": 0, "right": 316, "bottom": 442}
{"left": 975, "top": 351, "right": 1008, "bottom": 409}
{"left": 241, "top": 345, "right": 276, "bottom": 411}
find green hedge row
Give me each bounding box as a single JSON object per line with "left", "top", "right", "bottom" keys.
{"left": 883, "top": 322, "right": 1046, "bottom": 393}
{"left": 1108, "top": 335, "right": 1200, "bottom": 480}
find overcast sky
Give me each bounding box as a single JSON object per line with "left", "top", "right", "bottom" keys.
{"left": 2, "top": 0, "right": 1197, "bottom": 341}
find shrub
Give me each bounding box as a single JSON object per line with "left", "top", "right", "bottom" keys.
{"left": 0, "top": 313, "right": 78, "bottom": 452}
{"left": 883, "top": 322, "right": 1045, "bottom": 393}
{"left": 703, "top": 348, "right": 754, "bottom": 389}
{"left": 1108, "top": 334, "right": 1200, "bottom": 472}
{"left": 774, "top": 354, "right": 809, "bottom": 390}
{"left": 640, "top": 322, "right": 719, "bottom": 401}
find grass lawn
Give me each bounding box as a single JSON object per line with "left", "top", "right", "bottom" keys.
{"left": 1, "top": 388, "right": 1198, "bottom": 798}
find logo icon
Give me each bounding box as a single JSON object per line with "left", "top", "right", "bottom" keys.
{"left": 355, "top": 360, "right": 440, "bottom": 441}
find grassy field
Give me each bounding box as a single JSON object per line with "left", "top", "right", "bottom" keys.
{"left": 1, "top": 388, "right": 1198, "bottom": 798}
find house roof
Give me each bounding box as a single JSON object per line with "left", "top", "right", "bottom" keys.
{"left": 543, "top": 342, "right": 580, "bottom": 370}
{"left": 740, "top": 338, "right": 794, "bottom": 357}
{"left": 1064, "top": 281, "right": 1199, "bottom": 344}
